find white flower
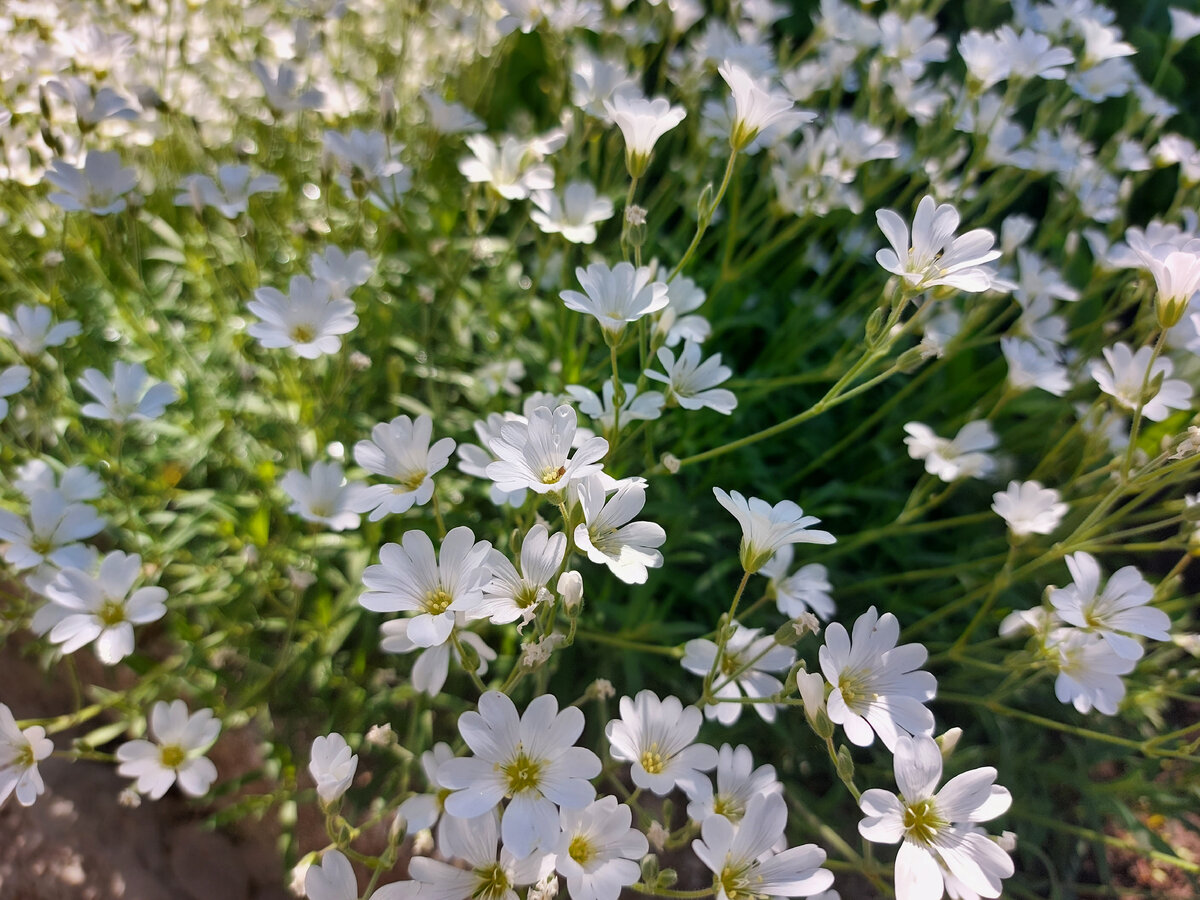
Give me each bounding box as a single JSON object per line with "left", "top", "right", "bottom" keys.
{"left": 531, "top": 182, "right": 614, "bottom": 244}
{"left": 565, "top": 382, "right": 664, "bottom": 433}
{"left": 561, "top": 262, "right": 670, "bottom": 339}
{"left": 604, "top": 95, "right": 687, "bottom": 177}
{"left": 554, "top": 796, "right": 648, "bottom": 900}
{"left": 1049, "top": 552, "right": 1170, "bottom": 659}
{"left": 819, "top": 606, "right": 936, "bottom": 751}
{"left": 77, "top": 361, "right": 177, "bottom": 422}
{"left": 875, "top": 196, "right": 1003, "bottom": 293}
{"left": 605, "top": 690, "right": 717, "bottom": 796}
{"left": 352, "top": 414, "right": 455, "bottom": 521}
{"left": 174, "top": 165, "right": 280, "bottom": 218}
{"left": 903, "top": 421, "right": 997, "bottom": 482}
{"left": 459, "top": 135, "right": 555, "bottom": 201}
{"left": 684, "top": 743, "right": 781, "bottom": 825}
{"left": 1001, "top": 338, "right": 1070, "bottom": 397}
{"left": 247, "top": 275, "right": 358, "bottom": 360}
{"left": 0, "top": 703, "right": 53, "bottom": 808}
{"left": 682, "top": 622, "right": 795, "bottom": 725}
{"left": 440, "top": 691, "right": 601, "bottom": 859}
{"left": 45, "top": 151, "right": 137, "bottom": 215}
{"left": 362, "top": 526, "right": 496, "bottom": 647}
{"left": 397, "top": 741, "right": 456, "bottom": 835}
{"left": 46, "top": 76, "right": 138, "bottom": 128}
{"left": 991, "top": 481, "right": 1068, "bottom": 537}
{"left": 656, "top": 276, "right": 711, "bottom": 347}
{"left": 305, "top": 849, "right": 412, "bottom": 900}
{"left": 1129, "top": 242, "right": 1200, "bottom": 327}
{"left": 713, "top": 487, "right": 835, "bottom": 574}
{"left": 252, "top": 60, "right": 324, "bottom": 113}
{"left": 280, "top": 461, "right": 364, "bottom": 531}
{"left": 693, "top": 792, "right": 834, "bottom": 899}
{"left": 1090, "top": 342, "right": 1193, "bottom": 422}
{"left": 0, "top": 365, "right": 29, "bottom": 421}
{"left": 574, "top": 475, "right": 665, "bottom": 585}
{"left": 0, "top": 304, "right": 80, "bottom": 357}
{"left": 570, "top": 51, "right": 637, "bottom": 120}
{"left": 1169, "top": 7, "right": 1200, "bottom": 45}
{"left": 380, "top": 615, "right": 495, "bottom": 697}
{"left": 759, "top": 546, "right": 835, "bottom": 620}
{"left": 1047, "top": 630, "right": 1137, "bottom": 715}
{"left": 718, "top": 60, "right": 810, "bottom": 150}
{"left": 116, "top": 700, "right": 220, "bottom": 799}
{"left": 999, "top": 26, "right": 1074, "bottom": 81}
{"left": 859, "top": 735, "right": 1013, "bottom": 900}
{"left": 458, "top": 413, "right": 530, "bottom": 507}
{"left": 486, "top": 404, "right": 609, "bottom": 496}
{"left": 14, "top": 461, "right": 102, "bottom": 503}
{"left": 645, "top": 341, "right": 737, "bottom": 414}
{"left": 44, "top": 551, "right": 167, "bottom": 664}
{"left": 0, "top": 489, "right": 105, "bottom": 571}
{"left": 476, "top": 524, "right": 566, "bottom": 626}
{"left": 323, "top": 129, "right": 411, "bottom": 209}
{"left": 309, "top": 733, "right": 358, "bottom": 804}
{"left": 408, "top": 809, "right": 548, "bottom": 900}
{"left": 310, "top": 247, "right": 374, "bottom": 298}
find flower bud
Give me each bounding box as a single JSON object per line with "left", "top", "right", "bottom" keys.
{"left": 557, "top": 570, "right": 584, "bottom": 613}
{"left": 835, "top": 744, "right": 855, "bottom": 781}
{"left": 936, "top": 727, "right": 963, "bottom": 759}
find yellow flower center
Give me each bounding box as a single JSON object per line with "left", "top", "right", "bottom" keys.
{"left": 539, "top": 464, "right": 567, "bottom": 485}
{"left": 290, "top": 324, "right": 316, "bottom": 343}
{"left": 902, "top": 797, "right": 945, "bottom": 846}
{"left": 396, "top": 471, "right": 427, "bottom": 492}
{"left": 838, "top": 669, "right": 875, "bottom": 711}
{"left": 501, "top": 750, "right": 542, "bottom": 794}
{"left": 568, "top": 834, "right": 595, "bottom": 866}
{"left": 711, "top": 794, "right": 745, "bottom": 822}
{"left": 425, "top": 589, "right": 454, "bottom": 615}
{"left": 98, "top": 599, "right": 126, "bottom": 627}
{"left": 16, "top": 742, "right": 36, "bottom": 768}
{"left": 473, "top": 863, "right": 511, "bottom": 900}
{"left": 159, "top": 744, "right": 187, "bottom": 769}
{"left": 716, "top": 864, "right": 761, "bottom": 900}
{"left": 719, "top": 653, "right": 743, "bottom": 677}
{"left": 514, "top": 584, "right": 541, "bottom": 610}
{"left": 640, "top": 742, "right": 666, "bottom": 774}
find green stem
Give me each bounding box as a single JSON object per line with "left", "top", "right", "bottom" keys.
{"left": 668, "top": 150, "right": 739, "bottom": 283}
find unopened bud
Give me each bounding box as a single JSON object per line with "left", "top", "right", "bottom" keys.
{"left": 896, "top": 345, "right": 929, "bottom": 373}
{"left": 381, "top": 81, "right": 397, "bottom": 132}
{"left": 455, "top": 636, "right": 480, "bottom": 673}
{"left": 864, "top": 307, "right": 888, "bottom": 344}
{"left": 640, "top": 854, "right": 660, "bottom": 883}
{"left": 796, "top": 670, "right": 826, "bottom": 722}
{"left": 936, "top": 727, "right": 962, "bottom": 759}
{"left": 558, "top": 570, "right": 584, "bottom": 613}
{"left": 657, "top": 869, "right": 678, "bottom": 889}
{"left": 774, "top": 621, "right": 803, "bottom": 647}
{"left": 696, "top": 183, "right": 715, "bottom": 225}
{"left": 835, "top": 744, "right": 855, "bottom": 781}
{"left": 660, "top": 453, "right": 680, "bottom": 474}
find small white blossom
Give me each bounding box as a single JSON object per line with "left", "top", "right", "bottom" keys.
{"left": 759, "top": 547, "right": 835, "bottom": 620}
{"left": 421, "top": 92, "right": 484, "bottom": 134}
{"left": 310, "top": 248, "right": 374, "bottom": 298}
{"left": 175, "top": 165, "right": 281, "bottom": 218}
{"left": 605, "top": 95, "right": 687, "bottom": 177}
{"left": 45, "top": 151, "right": 137, "bottom": 215}
{"left": 459, "top": 135, "right": 555, "bottom": 201}
{"left": 531, "top": 182, "right": 614, "bottom": 244}
{"left": 0, "top": 305, "right": 81, "bottom": 357}
{"left": 554, "top": 796, "right": 647, "bottom": 900}
{"left": 991, "top": 481, "right": 1068, "bottom": 537}
{"left": 561, "top": 262, "right": 670, "bottom": 338}
{"left": 605, "top": 690, "right": 717, "bottom": 795}
{"left": 77, "top": 362, "right": 177, "bottom": 423}
{"left": 819, "top": 606, "right": 937, "bottom": 751}
{"left": 0, "top": 703, "right": 53, "bottom": 808}
{"left": 1049, "top": 552, "right": 1170, "bottom": 659}
{"left": 565, "top": 382, "right": 665, "bottom": 431}
{"left": 903, "top": 421, "right": 998, "bottom": 482}
{"left": 486, "top": 404, "right": 609, "bottom": 496}
{"left": 309, "top": 733, "right": 358, "bottom": 805}
{"left": 476, "top": 524, "right": 567, "bottom": 626}
{"left": 1090, "top": 342, "right": 1193, "bottom": 422}
{"left": 718, "top": 60, "right": 811, "bottom": 150}
{"left": 1047, "top": 630, "right": 1136, "bottom": 715}
{"left": 682, "top": 622, "right": 794, "bottom": 725}
{"left": 876, "top": 196, "right": 1003, "bottom": 293}
{"left": 247, "top": 275, "right": 358, "bottom": 359}
{"left": 1001, "top": 338, "right": 1071, "bottom": 397}
{"left": 645, "top": 342, "right": 737, "bottom": 414}
{"left": 859, "top": 735, "right": 1014, "bottom": 900}
{"left": 713, "top": 487, "right": 835, "bottom": 574}
{"left": 574, "top": 475, "right": 665, "bottom": 584}
{"left": 0, "top": 489, "right": 105, "bottom": 571}
{"left": 353, "top": 414, "right": 455, "bottom": 521}
{"left": 684, "top": 743, "right": 781, "bottom": 825}
{"left": 116, "top": 700, "right": 220, "bottom": 799}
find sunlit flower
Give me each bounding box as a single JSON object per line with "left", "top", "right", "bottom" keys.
{"left": 380, "top": 614, "right": 495, "bottom": 697}
{"left": 0, "top": 703, "right": 53, "bottom": 808}
{"left": 876, "top": 196, "right": 1002, "bottom": 293}
{"left": 310, "top": 248, "right": 374, "bottom": 298}
{"left": 0, "top": 488, "right": 104, "bottom": 571}
{"left": 44, "top": 550, "right": 167, "bottom": 665}
{"left": 0, "top": 365, "right": 30, "bottom": 421}
{"left": 605, "top": 95, "right": 687, "bottom": 177}
{"left": 474, "top": 524, "right": 566, "bottom": 626}
{"left": 683, "top": 743, "right": 781, "bottom": 826}
{"left": 574, "top": 475, "right": 665, "bottom": 585}
{"left": 605, "top": 690, "right": 717, "bottom": 795}
{"left": 486, "top": 404, "right": 609, "bottom": 496}
{"left": 1090, "top": 342, "right": 1193, "bottom": 422}
{"left": 561, "top": 262, "right": 670, "bottom": 339}
{"left": 252, "top": 59, "right": 324, "bottom": 113}
{"left": 819, "top": 606, "right": 936, "bottom": 751}
{"left": 693, "top": 792, "right": 834, "bottom": 899}
{"left": 408, "top": 809, "right": 546, "bottom": 900}
{"left": 859, "top": 735, "right": 1013, "bottom": 900}
{"left": 718, "top": 60, "right": 809, "bottom": 151}
{"left": 713, "top": 488, "right": 835, "bottom": 574}
{"left": 361, "top": 526, "right": 496, "bottom": 647}
{"left": 1049, "top": 552, "right": 1170, "bottom": 659}
{"left": 758, "top": 546, "right": 835, "bottom": 620}
{"left": 440, "top": 691, "right": 601, "bottom": 859}
{"left": 1001, "top": 338, "right": 1070, "bottom": 397}
{"left": 459, "top": 135, "right": 555, "bottom": 201}
{"left": 645, "top": 341, "right": 737, "bottom": 414}
{"left": 309, "top": 733, "right": 358, "bottom": 805}
{"left": 353, "top": 414, "right": 455, "bottom": 521}
{"left": 116, "top": 700, "right": 220, "bottom": 799}
{"left": 554, "top": 796, "right": 647, "bottom": 900}
{"left": 421, "top": 92, "right": 484, "bottom": 135}
{"left": 1047, "top": 630, "right": 1136, "bottom": 715}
